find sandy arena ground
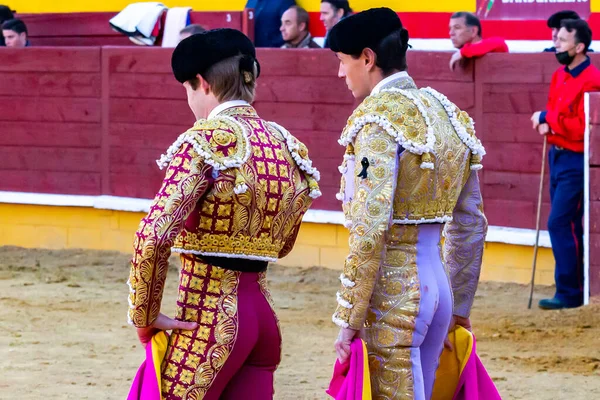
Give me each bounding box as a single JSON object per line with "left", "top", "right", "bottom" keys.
{"left": 0, "top": 246, "right": 598, "bottom": 399}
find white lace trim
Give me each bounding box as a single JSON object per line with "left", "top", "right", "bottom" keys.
{"left": 340, "top": 273, "right": 356, "bottom": 288}
{"left": 339, "top": 113, "right": 434, "bottom": 157}
{"left": 336, "top": 292, "right": 353, "bottom": 309}
{"left": 420, "top": 162, "right": 434, "bottom": 170}
{"left": 156, "top": 116, "right": 252, "bottom": 171}
{"left": 471, "top": 164, "right": 483, "bottom": 171}
{"left": 171, "top": 248, "right": 277, "bottom": 262}
{"left": 233, "top": 183, "right": 249, "bottom": 194}
{"left": 126, "top": 277, "right": 135, "bottom": 295}
{"left": 392, "top": 215, "right": 453, "bottom": 225}
{"left": 309, "top": 189, "right": 322, "bottom": 199}
{"left": 421, "top": 87, "right": 486, "bottom": 158}
{"left": 126, "top": 278, "right": 135, "bottom": 325}
{"left": 338, "top": 88, "right": 436, "bottom": 170}
{"left": 332, "top": 315, "right": 350, "bottom": 328}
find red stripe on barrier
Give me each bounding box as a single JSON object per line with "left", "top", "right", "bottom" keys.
{"left": 308, "top": 12, "right": 600, "bottom": 41}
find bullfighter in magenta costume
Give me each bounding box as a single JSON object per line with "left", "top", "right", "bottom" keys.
{"left": 127, "top": 28, "right": 321, "bottom": 400}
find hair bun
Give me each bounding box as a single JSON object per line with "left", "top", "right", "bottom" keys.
{"left": 239, "top": 54, "right": 255, "bottom": 73}
{"left": 400, "top": 28, "right": 409, "bottom": 46}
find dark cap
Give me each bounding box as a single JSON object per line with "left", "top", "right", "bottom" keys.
{"left": 328, "top": 7, "right": 403, "bottom": 55}
{"left": 547, "top": 10, "right": 580, "bottom": 28}
{"left": 171, "top": 28, "right": 260, "bottom": 84}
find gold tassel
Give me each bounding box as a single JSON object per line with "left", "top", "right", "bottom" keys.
{"left": 470, "top": 154, "right": 483, "bottom": 170}
{"left": 420, "top": 152, "right": 434, "bottom": 170}
{"left": 234, "top": 170, "right": 248, "bottom": 194}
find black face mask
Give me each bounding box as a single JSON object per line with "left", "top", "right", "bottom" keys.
{"left": 555, "top": 48, "right": 576, "bottom": 65}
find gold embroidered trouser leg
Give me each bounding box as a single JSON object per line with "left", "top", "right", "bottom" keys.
{"left": 364, "top": 225, "right": 452, "bottom": 400}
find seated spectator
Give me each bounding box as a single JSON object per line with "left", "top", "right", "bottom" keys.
{"left": 179, "top": 23, "right": 206, "bottom": 42}
{"left": 246, "top": 0, "right": 295, "bottom": 48}
{"left": 449, "top": 11, "right": 507, "bottom": 70}
{"left": 2, "top": 18, "right": 28, "bottom": 48}
{"left": 280, "top": 5, "right": 320, "bottom": 48}
{"left": 320, "top": 0, "right": 352, "bottom": 48}
{"left": 544, "top": 10, "right": 593, "bottom": 53}
{"left": 0, "top": 4, "right": 14, "bottom": 46}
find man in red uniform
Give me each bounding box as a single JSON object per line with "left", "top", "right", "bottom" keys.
{"left": 448, "top": 12, "right": 508, "bottom": 70}
{"left": 532, "top": 19, "right": 600, "bottom": 310}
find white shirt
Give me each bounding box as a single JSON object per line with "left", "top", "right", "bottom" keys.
{"left": 370, "top": 71, "right": 409, "bottom": 95}
{"left": 207, "top": 100, "right": 250, "bottom": 120}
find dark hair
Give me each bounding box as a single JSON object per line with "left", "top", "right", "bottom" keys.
{"left": 290, "top": 6, "right": 310, "bottom": 32}
{"left": 349, "top": 28, "right": 409, "bottom": 75}
{"left": 179, "top": 23, "right": 206, "bottom": 36}
{"left": 547, "top": 10, "right": 580, "bottom": 29}
{"left": 1, "top": 18, "right": 26, "bottom": 34}
{"left": 0, "top": 5, "right": 14, "bottom": 24}
{"left": 321, "top": 0, "right": 352, "bottom": 17}
{"left": 561, "top": 18, "right": 592, "bottom": 53}
{"left": 451, "top": 11, "right": 482, "bottom": 37}
{"left": 375, "top": 28, "right": 409, "bottom": 74}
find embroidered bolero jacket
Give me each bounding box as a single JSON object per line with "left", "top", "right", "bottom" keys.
{"left": 332, "top": 75, "right": 488, "bottom": 330}
{"left": 127, "top": 104, "right": 321, "bottom": 327}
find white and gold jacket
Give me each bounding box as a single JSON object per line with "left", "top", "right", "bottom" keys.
{"left": 333, "top": 72, "right": 488, "bottom": 330}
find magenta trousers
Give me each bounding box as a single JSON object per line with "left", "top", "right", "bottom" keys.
{"left": 161, "top": 255, "right": 281, "bottom": 400}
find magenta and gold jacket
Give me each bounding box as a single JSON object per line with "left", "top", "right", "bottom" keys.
{"left": 127, "top": 102, "right": 321, "bottom": 328}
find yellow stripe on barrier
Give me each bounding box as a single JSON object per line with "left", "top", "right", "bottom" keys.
{"left": 14, "top": 0, "right": 476, "bottom": 14}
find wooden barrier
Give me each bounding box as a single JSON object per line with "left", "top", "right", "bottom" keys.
{"left": 0, "top": 48, "right": 103, "bottom": 194}
{"left": 587, "top": 93, "right": 600, "bottom": 298}
{"left": 1, "top": 47, "right": 599, "bottom": 295}
{"left": 19, "top": 11, "right": 251, "bottom": 47}
{"left": 0, "top": 47, "right": 580, "bottom": 218}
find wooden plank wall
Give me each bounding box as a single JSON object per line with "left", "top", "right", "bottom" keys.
{"left": 588, "top": 93, "right": 600, "bottom": 298}
{"left": 0, "top": 48, "right": 103, "bottom": 194}
{"left": 0, "top": 47, "right": 598, "bottom": 226}
{"left": 105, "top": 47, "right": 189, "bottom": 198}
{"left": 19, "top": 12, "right": 245, "bottom": 47}
{"left": 476, "top": 53, "right": 554, "bottom": 230}
{"left": 3, "top": 47, "right": 600, "bottom": 297}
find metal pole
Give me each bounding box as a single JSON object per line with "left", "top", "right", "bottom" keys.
{"left": 528, "top": 135, "right": 548, "bottom": 309}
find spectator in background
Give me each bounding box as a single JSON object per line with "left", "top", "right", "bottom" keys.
{"left": 280, "top": 5, "right": 320, "bottom": 48}
{"left": 2, "top": 18, "right": 28, "bottom": 48}
{"left": 449, "top": 12, "right": 507, "bottom": 70}
{"left": 320, "top": 0, "right": 352, "bottom": 48}
{"left": 179, "top": 23, "right": 205, "bottom": 42}
{"left": 246, "top": 0, "right": 295, "bottom": 47}
{"left": 544, "top": 10, "right": 593, "bottom": 53}
{"left": 531, "top": 19, "right": 600, "bottom": 310}
{"left": 0, "top": 4, "right": 14, "bottom": 46}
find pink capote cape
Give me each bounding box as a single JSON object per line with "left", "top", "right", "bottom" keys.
{"left": 432, "top": 326, "right": 502, "bottom": 400}
{"left": 127, "top": 331, "right": 169, "bottom": 400}
{"left": 326, "top": 338, "right": 372, "bottom": 400}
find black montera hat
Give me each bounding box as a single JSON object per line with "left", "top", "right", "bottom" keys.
{"left": 328, "top": 7, "right": 403, "bottom": 55}
{"left": 171, "top": 28, "right": 260, "bottom": 84}
{"left": 547, "top": 10, "right": 580, "bottom": 28}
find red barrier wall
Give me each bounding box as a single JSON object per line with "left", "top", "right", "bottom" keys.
{"left": 2, "top": 47, "right": 600, "bottom": 295}
{"left": 0, "top": 47, "right": 575, "bottom": 218}
{"left": 0, "top": 48, "right": 565, "bottom": 224}
{"left": 0, "top": 48, "right": 103, "bottom": 194}
{"left": 587, "top": 93, "right": 600, "bottom": 298}
{"left": 19, "top": 12, "right": 249, "bottom": 46}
